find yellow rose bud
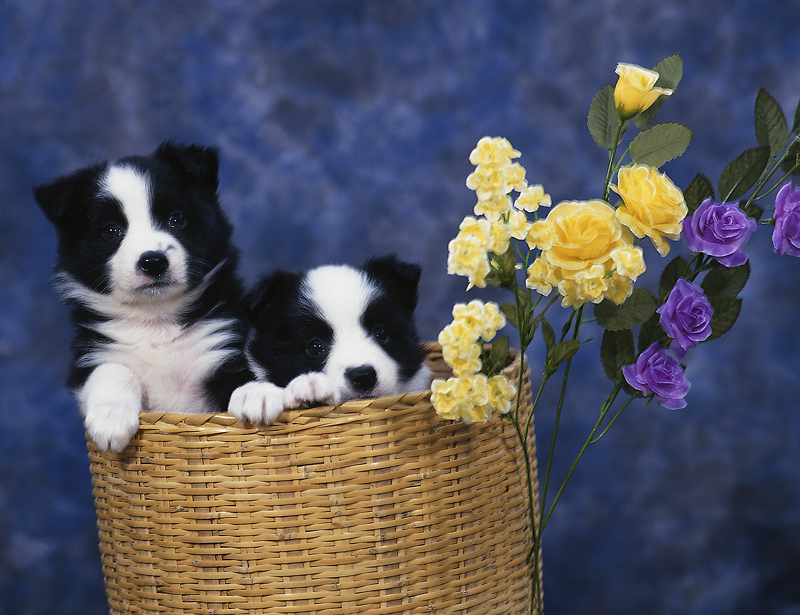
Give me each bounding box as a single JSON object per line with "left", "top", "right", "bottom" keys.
{"left": 611, "top": 164, "right": 688, "bottom": 256}
{"left": 613, "top": 63, "right": 673, "bottom": 120}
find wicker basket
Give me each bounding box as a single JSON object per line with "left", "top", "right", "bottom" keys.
{"left": 87, "top": 344, "right": 539, "bottom": 614}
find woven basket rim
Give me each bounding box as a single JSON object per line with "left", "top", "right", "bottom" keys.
{"left": 134, "top": 342, "right": 521, "bottom": 429}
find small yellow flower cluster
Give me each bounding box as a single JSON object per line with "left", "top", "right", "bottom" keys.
{"left": 448, "top": 137, "right": 552, "bottom": 289}
{"left": 431, "top": 300, "right": 517, "bottom": 423}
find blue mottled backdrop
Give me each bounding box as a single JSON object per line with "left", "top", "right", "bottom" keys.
{"left": 2, "top": 1, "right": 800, "bottom": 613}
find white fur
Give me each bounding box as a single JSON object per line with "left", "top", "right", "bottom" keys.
{"left": 101, "top": 165, "right": 189, "bottom": 303}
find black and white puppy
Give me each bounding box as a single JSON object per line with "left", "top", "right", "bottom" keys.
{"left": 228, "top": 255, "right": 431, "bottom": 424}
{"left": 35, "top": 141, "right": 257, "bottom": 452}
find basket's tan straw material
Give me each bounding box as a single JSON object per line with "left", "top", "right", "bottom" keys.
{"left": 87, "top": 345, "right": 539, "bottom": 614}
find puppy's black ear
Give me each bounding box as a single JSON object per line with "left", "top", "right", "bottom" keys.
{"left": 363, "top": 254, "right": 422, "bottom": 312}
{"left": 243, "top": 270, "right": 304, "bottom": 326}
{"left": 33, "top": 165, "right": 103, "bottom": 226}
{"left": 155, "top": 141, "right": 220, "bottom": 193}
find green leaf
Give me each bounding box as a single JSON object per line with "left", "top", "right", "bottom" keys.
{"left": 638, "top": 313, "right": 667, "bottom": 353}
{"left": 754, "top": 88, "right": 789, "bottom": 159}
{"left": 594, "top": 287, "right": 659, "bottom": 331}
{"left": 653, "top": 54, "right": 683, "bottom": 90}
{"left": 485, "top": 336, "right": 511, "bottom": 375}
{"left": 500, "top": 302, "right": 518, "bottom": 329}
{"left": 588, "top": 85, "right": 622, "bottom": 149}
{"left": 741, "top": 201, "right": 764, "bottom": 222}
{"left": 600, "top": 329, "right": 635, "bottom": 381}
{"left": 658, "top": 256, "right": 689, "bottom": 302}
{"left": 701, "top": 261, "right": 750, "bottom": 298}
{"left": 540, "top": 318, "right": 556, "bottom": 354}
{"left": 683, "top": 174, "right": 715, "bottom": 215}
{"left": 547, "top": 340, "right": 582, "bottom": 369}
{"left": 718, "top": 146, "right": 770, "bottom": 202}
{"left": 707, "top": 295, "right": 742, "bottom": 341}
{"left": 793, "top": 97, "right": 800, "bottom": 133}
{"left": 630, "top": 122, "right": 692, "bottom": 168}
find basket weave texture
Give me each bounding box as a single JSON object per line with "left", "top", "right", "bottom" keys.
{"left": 87, "top": 345, "right": 538, "bottom": 614}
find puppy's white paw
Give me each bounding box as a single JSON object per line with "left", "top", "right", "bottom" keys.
{"left": 284, "top": 372, "right": 341, "bottom": 408}
{"left": 79, "top": 364, "right": 143, "bottom": 453}
{"left": 228, "top": 381, "right": 286, "bottom": 425}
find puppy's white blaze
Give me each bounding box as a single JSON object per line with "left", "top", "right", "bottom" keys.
{"left": 100, "top": 165, "right": 188, "bottom": 300}
{"left": 304, "top": 266, "right": 402, "bottom": 399}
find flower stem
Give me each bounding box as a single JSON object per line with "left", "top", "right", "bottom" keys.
{"left": 603, "top": 119, "right": 626, "bottom": 201}
{"left": 540, "top": 381, "right": 623, "bottom": 533}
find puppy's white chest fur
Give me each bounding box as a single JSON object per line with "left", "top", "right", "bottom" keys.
{"left": 83, "top": 317, "right": 235, "bottom": 413}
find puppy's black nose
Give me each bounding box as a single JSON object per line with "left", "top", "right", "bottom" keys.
{"left": 137, "top": 251, "right": 169, "bottom": 277}
{"left": 345, "top": 365, "right": 377, "bottom": 392}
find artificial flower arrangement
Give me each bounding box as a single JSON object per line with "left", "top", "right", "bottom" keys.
{"left": 430, "top": 55, "right": 800, "bottom": 614}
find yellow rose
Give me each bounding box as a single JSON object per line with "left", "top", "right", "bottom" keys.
{"left": 611, "top": 164, "right": 688, "bottom": 256}
{"left": 541, "top": 200, "right": 633, "bottom": 276}
{"left": 614, "top": 63, "right": 673, "bottom": 119}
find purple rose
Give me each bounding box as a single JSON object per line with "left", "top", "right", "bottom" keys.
{"left": 772, "top": 182, "right": 800, "bottom": 256}
{"left": 682, "top": 198, "right": 756, "bottom": 267}
{"left": 656, "top": 278, "right": 714, "bottom": 359}
{"left": 622, "top": 343, "right": 691, "bottom": 409}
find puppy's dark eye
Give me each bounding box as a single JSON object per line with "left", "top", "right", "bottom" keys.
{"left": 168, "top": 212, "right": 187, "bottom": 229}
{"left": 306, "top": 339, "right": 327, "bottom": 358}
{"left": 101, "top": 223, "right": 123, "bottom": 242}
{"left": 373, "top": 327, "right": 389, "bottom": 344}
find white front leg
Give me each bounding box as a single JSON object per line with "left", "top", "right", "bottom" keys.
{"left": 79, "top": 363, "right": 143, "bottom": 453}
